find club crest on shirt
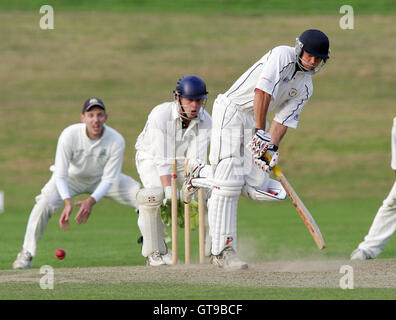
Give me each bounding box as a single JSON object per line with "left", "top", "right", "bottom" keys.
{"left": 99, "top": 149, "right": 107, "bottom": 157}
{"left": 289, "top": 88, "right": 297, "bottom": 97}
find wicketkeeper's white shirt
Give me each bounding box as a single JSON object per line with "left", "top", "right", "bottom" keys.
{"left": 53, "top": 123, "right": 125, "bottom": 185}
{"left": 135, "top": 101, "right": 211, "bottom": 176}
{"left": 224, "top": 45, "right": 313, "bottom": 128}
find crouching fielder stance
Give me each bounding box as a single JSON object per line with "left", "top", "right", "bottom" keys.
{"left": 183, "top": 30, "right": 330, "bottom": 269}
{"left": 13, "top": 98, "right": 140, "bottom": 269}
{"left": 135, "top": 75, "right": 211, "bottom": 266}
{"left": 351, "top": 117, "right": 396, "bottom": 260}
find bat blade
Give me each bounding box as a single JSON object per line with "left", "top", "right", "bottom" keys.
{"left": 265, "top": 152, "right": 326, "bottom": 249}
{"left": 278, "top": 173, "right": 326, "bottom": 249}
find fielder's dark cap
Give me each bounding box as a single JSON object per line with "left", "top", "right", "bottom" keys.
{"left": 82, "top": 97, "right": 106, "bottom": 113}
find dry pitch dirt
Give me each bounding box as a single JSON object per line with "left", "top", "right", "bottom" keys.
{"left": 1, "top": 259, "right": 395, "bottom": 288}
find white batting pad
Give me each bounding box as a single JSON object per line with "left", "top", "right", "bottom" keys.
{"left": 208, "top": 158, "right": 244, "bottom": 255}
{"left": 137, "top": 188, "right": 167, "bottom": 257}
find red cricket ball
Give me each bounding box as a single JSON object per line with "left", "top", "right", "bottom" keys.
{"left": 55, "top": 249, "right": 66, "bottom": 260}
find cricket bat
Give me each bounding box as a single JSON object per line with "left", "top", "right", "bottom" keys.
{"left": 266, "top": 153, "right": 326, "bottom": 249}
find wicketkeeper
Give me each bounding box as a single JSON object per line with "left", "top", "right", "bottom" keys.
{"left": 351, "top": 117, "right": 396, "bottom": 260}
{"left": 183, "top": 30, "right": 331, "bottom": 269}
{"left": 135, "top": 75, "right": 212, "bottom": 266}
{"left": 13, "top": 98, "right": 140, "bottom": 269}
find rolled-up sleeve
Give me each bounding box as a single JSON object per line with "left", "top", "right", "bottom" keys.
{"left": 274, "top": 84, "right": 312, "bottom": 129}
{"left": 256, "top": 49, "right": 294, "bottom": 99}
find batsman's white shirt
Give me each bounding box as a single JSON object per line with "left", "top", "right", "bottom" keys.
{"left": 54, "top": 123, "right": 124, "bottom": 184}
{"left": 224, "top": 45, "right": 313, "bottom": 128}
{"left": 207, "top": 46, "right": 314, "bottom": 255}
{"left": 135, "top": 101, "right": 211, "bottom": 187}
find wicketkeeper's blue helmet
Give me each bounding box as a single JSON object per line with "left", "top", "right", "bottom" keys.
{"left": 174, "top": 75, "right": 208, "bottom": 100}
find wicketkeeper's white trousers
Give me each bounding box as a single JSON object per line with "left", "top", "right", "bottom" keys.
{"left": 135, "top": 153, "right": 211, "bottom": 257}
{"left": 357, "top": 180, "right": 396, "bottom": 258}
{"left": 22, "top": 173, "right": 140, "bottom": 256}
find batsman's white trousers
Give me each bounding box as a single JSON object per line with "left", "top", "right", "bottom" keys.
{"left": 208, "top": 94, "right": 270, "bottom": 255}
{"left": 357, "top": 180, "right": 396, "bottom": 258}
{"left": 22, "top": 173, "right": 140, "bottom": 256}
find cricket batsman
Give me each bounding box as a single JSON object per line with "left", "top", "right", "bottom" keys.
{"left": 183, "top": 30, "right": 331, "bottom": 269}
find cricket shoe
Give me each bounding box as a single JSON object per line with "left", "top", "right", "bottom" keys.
{"left": 12, "top": 249, "right": 33, "bottom": 269}
{"left": 210, "top": 247, "right": 248, "bottom": 270}
{"left": 181, "top": 159, "right": 205, "bottom": 203}
{"left": 161, "top": 252, "right": 180, "bottom": 265}
{"left": 350, "top": 248, "right": 371, "bottom": 261}
{"left": 146, "top": 250, "right": 166, "bottom": 266}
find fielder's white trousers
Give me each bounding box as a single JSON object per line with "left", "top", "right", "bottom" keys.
{"left": 208, "top": 94, "right": 269, "bottom": 255}
{"left": 357, "top": 180, "right": 396, "bottom": 258}
{"left": 22, "top": 173, "right": 140, "bottom": 256}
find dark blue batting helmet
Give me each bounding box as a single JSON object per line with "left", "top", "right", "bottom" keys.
{"left": 296, "top": 29, "right": 330, "bottom": 61}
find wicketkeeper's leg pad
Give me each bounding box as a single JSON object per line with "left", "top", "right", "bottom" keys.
{"left": 137, "top": 188, "right": 167, "bottom": 257}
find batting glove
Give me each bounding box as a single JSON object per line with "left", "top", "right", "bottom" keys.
{"left": 247, "top": 129, "right": 273, "bottom": 158}
{"left": 253, "top": 145, "right": 279, "bottom": 173}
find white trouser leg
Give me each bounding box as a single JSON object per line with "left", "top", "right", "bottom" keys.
{"left": 22, "top": 195, "right": 62, "bottom": 256}
{"left": 358, "top": 181, "right": 396, "bottom": 258}
{"left": 208, "top": 95, "right": 268, "bottom": 256}
{"left": 105, "top": 173, "right": 140, "bottom": 208}
{"left": 22, "top": 175, "right": 80, "bottom": 256}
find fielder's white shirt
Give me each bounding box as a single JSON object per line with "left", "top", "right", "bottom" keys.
{"left": 392, "top": 117, "right": 396, "bottom": 170}
{"left": 224, "top": 45, "right": 313, "bottom": 128}
{"left": 135, "top": 101, "right": 211, "bottom": 176}
{"left": 53, "top": 123, "right": 125, "bottom": 185}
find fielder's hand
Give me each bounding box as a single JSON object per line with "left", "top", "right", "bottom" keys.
{"left": 74, "top": 197, "right": 96, "bottom": 224}
{"left": 247, "top": 129, "right": 273, "bottom": 157}
{"left": 253, "top": 146, "right": 279, "bottom": 173}
{"left": 59, "top": 199, "right": 73, "bottom": 230}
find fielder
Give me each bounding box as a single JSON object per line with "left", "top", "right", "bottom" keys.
{"left": 183, "top": 30, "right": 330, "bottom": 269}
{"left": 351, "top": 117, "right": 396, "bottom": 260}
{"left": 135, "top": 75, "right": 211, "bottom": 266}
{"left": 13, "top": 98, "right": 140, "bottom": 269}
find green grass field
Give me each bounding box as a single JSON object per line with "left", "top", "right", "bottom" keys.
{"left": 0, "top": 1, "right": 395, "bottom": 301}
